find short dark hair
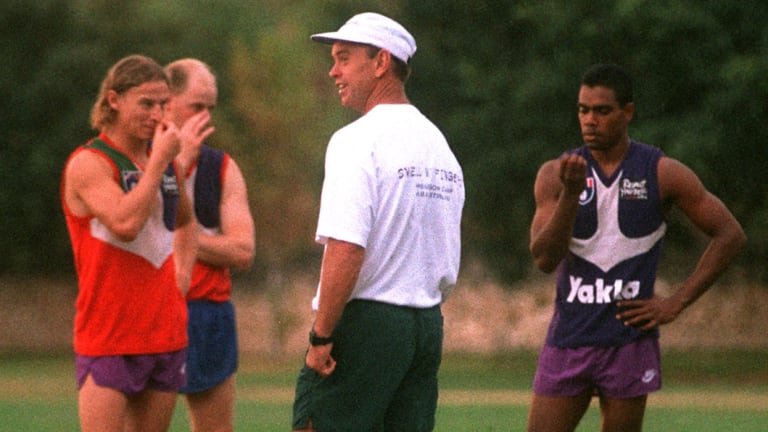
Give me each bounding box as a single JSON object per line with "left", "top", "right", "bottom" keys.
{"left": 581, "top": 63, "right": 633, "bottom": 106}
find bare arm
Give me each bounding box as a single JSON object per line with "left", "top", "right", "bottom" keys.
{"left": 617, "top": 157, "right": 746, "bottom": 329}
{"left": 529, "top": 154, "right": 587, "bottom": 273}
{"left": 196, "top": 159, "right": 255, "bottom": 271}
{"left": 65, "top": 122, "right": 181, "bottom": 241}
{"left": 305, "top": 239, "right": 365, "bottom": 377}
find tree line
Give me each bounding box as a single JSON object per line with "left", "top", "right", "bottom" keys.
{"left": 1, "top": 0, "right": 766, "bottom": 284}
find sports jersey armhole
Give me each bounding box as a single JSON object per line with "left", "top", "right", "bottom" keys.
{"left": 61, "top": 146, "right": 113, "bottom": 220}
{"left": 220, "top": 154, "right": 231, "bottom": 183}
{"left": 82, "top": 147, "right": 122, "bottom": 185}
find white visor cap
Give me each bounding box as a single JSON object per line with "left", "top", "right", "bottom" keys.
{"left": 311, "top": 12, "right": 416, "bottom": 63}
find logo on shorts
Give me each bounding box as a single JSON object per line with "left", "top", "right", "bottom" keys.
{"left": 641, "top": 369, "right": 657, "bottom": 384}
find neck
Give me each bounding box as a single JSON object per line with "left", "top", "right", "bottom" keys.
{"left": 362, "top": 79, "right": 409, "bottom": 114}
{"left": 590, "top": 137, "right": 631, "bottom": 177}
{"left": 101, "top": 127, "right": 149, "bottom": 163}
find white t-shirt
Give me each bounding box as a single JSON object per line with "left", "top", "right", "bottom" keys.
{"left": 313, "top": 104, "right": 464, "bottom": 309}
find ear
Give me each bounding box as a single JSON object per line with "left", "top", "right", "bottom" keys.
{"left": 623, "top": 102, "right": 635, "bottom": 122}
{"left": 107, "top": 90, "right": 120, "bottom": 111}
{"left": 374, "top": 49, "right": 391, "bottom": 78}
{"left": 164, "top": 95, "right": 175, "bottom": 113}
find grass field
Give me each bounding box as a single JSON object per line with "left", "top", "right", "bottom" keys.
{"left": 1, "top": 350, "right": 766, "bottom": 431}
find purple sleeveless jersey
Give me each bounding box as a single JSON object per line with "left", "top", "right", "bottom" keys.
{"left": 546, "top": 141, "right": 666, "bottom": 348}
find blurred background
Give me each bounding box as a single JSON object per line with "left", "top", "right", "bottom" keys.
{"left": 1, "top": 0, "right": 767, "bottom": 356}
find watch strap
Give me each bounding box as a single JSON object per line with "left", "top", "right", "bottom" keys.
{"left": 309, "top": 329, "right": 334, "bottom": 346}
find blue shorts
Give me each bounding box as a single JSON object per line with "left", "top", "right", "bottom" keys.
{"left": 533, "top": 337, "right": 662, "bottom": 399}
{"left": 293, "top": 300, "right": 443, "bottom": 432}
{"left": 76, "top": 350, "right": 187, "bottom": 396}
{"left": 180, "top": 300, "right": 238, "bottom": 394}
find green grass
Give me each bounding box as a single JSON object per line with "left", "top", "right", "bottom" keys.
{"left": 1, "top": 350, "right": 766, "bottom": 431}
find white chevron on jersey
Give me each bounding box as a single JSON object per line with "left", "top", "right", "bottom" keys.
{"left": 569, "top": 168, "right": 666, "bottom": 273}
{"left": 89, "top": 193, "right": 174, "bottom": 269}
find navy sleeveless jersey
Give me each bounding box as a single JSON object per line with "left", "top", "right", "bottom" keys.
{"left": 546, "top": 141, "right": 667, "bottom": 348}
{"left": 193, "top": 145, "right": 225, "bottom": 229}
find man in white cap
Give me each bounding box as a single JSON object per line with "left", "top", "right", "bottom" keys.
{"left": 292, "top": 12, "right": 465, "bottom": 432}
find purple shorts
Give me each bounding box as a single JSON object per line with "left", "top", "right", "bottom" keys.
{"left": 76, "top": 350, "right": 187, "bottom": 396}
{"left": 533, "top": 337, "right": 661, "bottom": 399}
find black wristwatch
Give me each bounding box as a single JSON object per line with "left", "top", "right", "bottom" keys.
{"left": 309, "top": 329, "right": 334, "bottom": 346}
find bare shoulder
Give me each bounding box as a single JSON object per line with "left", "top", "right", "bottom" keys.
{"left": 537, "top": 158, "right": 560, "bottom": 175}
{"left": 534, "top": 158, "right": 562, "bottom": 186}
{"left": 222, "top": 155, "right": 248, "bottom": 192}
{"left": 219, "top": 155, "right": 253, "bottom": 220}
{"left": 64, "top": 149, "right": 115, "bottom": 191}
{"left": 224, "top": 155, "right": 245, "bottom": 178}
{"left": 657, "top": 156, "right": 706, "bottom": 203}
{"left": 658, "top": 156, "right": 745, "bottom": 246}
{"left": 533, "top": 158, "right": 563, "bottom": 199}
{"left": 63, "top": 149, "right": 115, "bottom": 216}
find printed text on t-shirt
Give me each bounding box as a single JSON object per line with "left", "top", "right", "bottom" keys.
{"left": 398, "top": 166, "right": 463, "bottom": 202}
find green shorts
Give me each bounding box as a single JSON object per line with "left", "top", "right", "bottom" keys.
{"left": 292, "top": 299, "right": 443, "bottom": 432}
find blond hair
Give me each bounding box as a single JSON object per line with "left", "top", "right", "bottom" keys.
{"left": 90, "top": 55, "right": 168, "bottom": 130}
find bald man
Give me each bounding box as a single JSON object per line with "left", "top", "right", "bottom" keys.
{"left": 164, "top": 59, "right": 255, "bottom": 432}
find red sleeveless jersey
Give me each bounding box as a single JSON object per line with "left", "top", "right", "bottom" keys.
{"left": 61, "top": 135, "right": 188, "bottom": 356}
